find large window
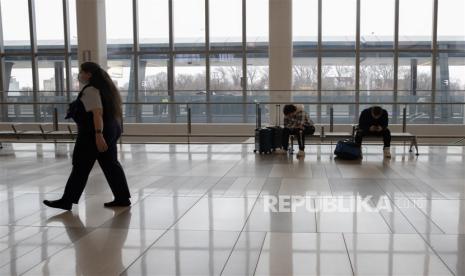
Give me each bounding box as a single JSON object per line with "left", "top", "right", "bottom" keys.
{"left": 0, "top": 0, "right": 73, "bottom": 122}
{"left": 1, "top": 0, "right": 465, "bottom": 124}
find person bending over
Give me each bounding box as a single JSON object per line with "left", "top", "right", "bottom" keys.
{"left": 355, "top": 106, "right": 391, "bottom": 158}
{"left": 280, "top": 104, "right": 315, "bottom": 157}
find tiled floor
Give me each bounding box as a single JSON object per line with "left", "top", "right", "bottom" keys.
{"left": 0, "top": 143, "right": 464, "bottom": 276}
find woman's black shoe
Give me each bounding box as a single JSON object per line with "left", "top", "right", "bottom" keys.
{"left": 43, "top": 199, "right": 72, "bottom": 211}
{"left": 104, "top": 199, "right": 131, "bottom": 208}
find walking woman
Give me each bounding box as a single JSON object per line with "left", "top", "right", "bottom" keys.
{"left": 44, "top": 62, "right": 131, "bottom": 211}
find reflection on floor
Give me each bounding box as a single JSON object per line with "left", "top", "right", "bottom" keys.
{"left": 0, "top": 143, "right": 464, "bottom": 275}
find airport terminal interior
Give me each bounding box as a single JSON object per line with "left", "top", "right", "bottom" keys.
{"left": 0, "top": 0, "right": 465, "bottom": 275}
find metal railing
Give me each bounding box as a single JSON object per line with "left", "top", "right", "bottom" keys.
{"left": 0, "top": 100, "right": 464, "bottom": 124}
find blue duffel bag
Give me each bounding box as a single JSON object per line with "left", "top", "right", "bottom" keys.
{"left": 334, "top": 139, "right": 362, "bottom": 160}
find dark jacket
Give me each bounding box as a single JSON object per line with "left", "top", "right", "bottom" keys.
{"left": 65, "top": 84, "right": 121, "bottom": 145}
{"left": 358, "top": 107, "right": 388, "bottom": 132}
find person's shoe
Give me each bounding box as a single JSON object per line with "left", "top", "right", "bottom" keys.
{"left": 275, "top": 148, "right": 287, "bottom": 154}
{"left": 296, "top": 150, "right": 305, "bottom": 157}
{"left": 43, "top": 199, "right": 72, "bottom": 211}
{"left": 104, "top": 199, "right": 131, "bottom": 208}
{"left": 383, "top": 147, "right": 391, "bottom": 158}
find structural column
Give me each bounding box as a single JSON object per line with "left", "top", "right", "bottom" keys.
{"left": 269, "top": 0, "right": 292, "bottom": 125}
{"left": 76, "top": 0, "right": 107, "bottom": 68}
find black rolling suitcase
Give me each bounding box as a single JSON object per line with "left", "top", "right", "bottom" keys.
{"left": 267, "top": 104, "right": 284, "bottom": 150}
{"left": 254, "top": 128, "right": 273, "bottom": 154}
{"left": 254, "top": 104, "right": 273, "bottom": 154}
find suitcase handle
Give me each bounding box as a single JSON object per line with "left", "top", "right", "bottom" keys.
{"left": 275, "top": 104, "right": 281, "bottom": 126}
{"left": 256, "top": 103, "right": 262, "bottom": 129}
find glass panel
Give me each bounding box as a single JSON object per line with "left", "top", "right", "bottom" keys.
{"left": 139, "top": 55, "right": 169, "bottom": 123}
{"left": 434, "top": 53, "right": 465, "bottom": 124}
{"left": 399, "top": 0, "right": 432, "bottom": 48}
{"left": 292, "top": 56, "right": 318, "bottom": 118}
{"left": 360, "top": 53, "right": 394, "bottom": 91}
{"left": 173, "top": 0, "right": 205, "bottom": 50}
{"left": 293, "top": 0, "right": 318, "bottom": 49}
{"left": 398, "top": 52, "right": 432, "bottom": 123}
{"left": 174, "top": 53, "right": 206, "bottom": 99}
{"left": 210, "top": 53, "right": 243, "bottom": 92}
{"left": 360, "top": 0, "right": 394, "bottom": 49}
{"left": 360, "top": 52, "right": 394, "bottom": 106}
{"left": 37, "top": 56, "right": 68, "bottom": 122}
{"left": 4, "top": 58, "right": 33, "bottom": 94}
{"left": 210, "top": 0, "right": 242, "bottom": 50}
{"left": 322, "top": 51, "right": 356, "bottom": 123}
{"left": 437, "top": 0, "right": 465, "bottom": 50}
{"left": 359, "top": 52, "right": 394, "bottom": 120}
{"left": 69, "top": 0, "right": 78, "bottom": 46}
{"left": 36, "top": 0, "right": 64, "bottom": 51}
{"left": 293, "top": 56, "right": 318, "bottom": 90}
{"left": 108, "top": 56, "right": 135, "bottom": 121}
{"left": 1, "top": 0, "right": 30, "bottom": 52}
{"left": 322, "top": 0, "right": 356, "bottom": 48}
{"left": 246, "top": 52, "right": 269, "bottom": 123}
{"left": 38, "top": 56, "right": 66, "bottom": 92}
{"left": 322, "top": 52, "right": 356, "bottom": 90}
{"left": 139, "top": 0, "right": 169, "bottom": 50}
{"left": 247, "top": 52, "right": 269, "bottom": 98}
{"left": 210, "top": 53, "right": 244, "bottom": 123}
{"left": 71, "top": 55, "right": 80, "bottom": 93}
{"left": 173, "top": 54, "right": 206, "bottom": 123}
{"left": 4, "top": 57, "right": 34, "bottom": 122}
{"left": 139, "top": 55, "right": 168, "bottom": 100}
{"left": 247, "top": 0, "right": 268, "bottom": 51}
{"left": 106, "top": 0, "right": 133, "bottom": 52}
{"left": 207, "top": 53, "right": 246, "bottom": 123}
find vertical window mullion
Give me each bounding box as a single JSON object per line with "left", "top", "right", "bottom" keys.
{"left": 168, "top": 0, "right": 175, "bottom": 123}
{"left": 63, "top": 0, "right": 72, "bottom": 100}
{"left": 28, "top": 0, "right": 39, "bottom": 121}
{"left": 393, "top": 0, "right": 399, "bottom": 123}
{"left": 242, "top": 0, "right": 247, "bottom": 123}
{"left": 431, "top": 0, "right": 438, "bottom": 123}
{"left": 0, "top": 2, "right": 6, "bottom": 121}
{"left": 317, "top": 0, "right": 322, "bottom": 124}
{"left": 133, "top": 0, "right": 140, "bottom": 122}
{"left": 205, "top": 0, "right": 211, "bottom": 123}
{"left": 355, "top": 0, "right": 361, "bottom": 123}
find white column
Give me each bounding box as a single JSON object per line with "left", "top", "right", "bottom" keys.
{"left": 76, "top": 0, "right": 107, "bottom": 68}
{"left": 269, "top": 0, "right": 292, "bottom": 125}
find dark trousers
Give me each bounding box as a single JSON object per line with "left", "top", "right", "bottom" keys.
{"left": 282, "top": 126, "right": 315, "bottom": 151}
{"left": 62, "top": 133, "right": 130, "bottom": 204}
{"left": 355, "top": 128, "right": 391, "bottom": 148}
